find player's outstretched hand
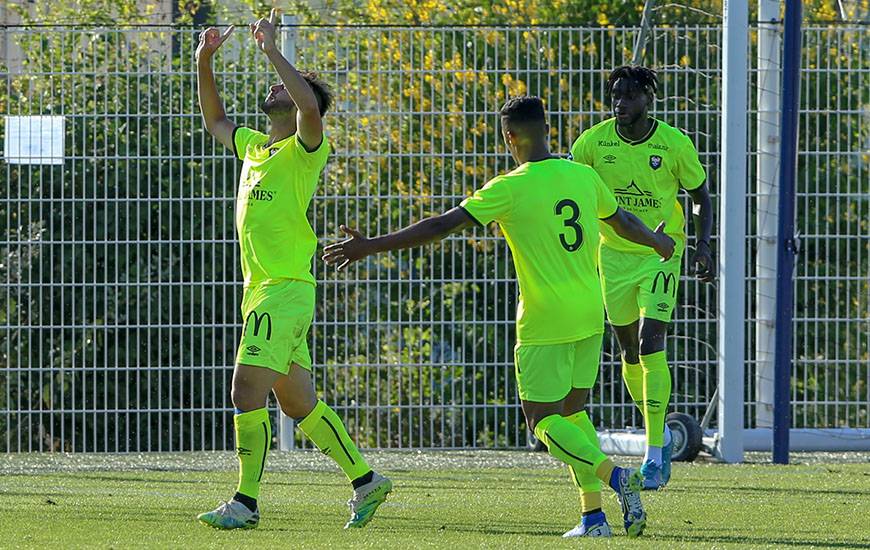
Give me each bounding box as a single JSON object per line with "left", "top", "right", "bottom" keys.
{"left": 322, "top": 225, "right": 372, "bottom": 271}
{"left": 690, "top": 240, "right": 715, "bottom": 283}
{"left": 653, "top": 221, "right": 675, "bottom": 262}
{"left": 251, "top": 8, "right": 279, "bottom": 53}
{"left": 196, "top": 26, "right": 234, "bottom": 62}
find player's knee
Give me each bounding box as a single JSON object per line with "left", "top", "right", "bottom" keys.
{"left": 638, "top": 336, "right": 665, "bottom": 356}
{"left": 525, "top": 412, "right": 546, "bottom": 433}
{"left": 621, "top": 347, "right": 640, "bottom": 364}
{"left": 231, "top": 381, "right": 265, "bottom": 412}
{"left": 280, "top": 398, "right": 316, "bottom": 420}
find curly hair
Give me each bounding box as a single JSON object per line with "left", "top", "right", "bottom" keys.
{"left": 300, "top": 71, "right": 334, "bottom": 117}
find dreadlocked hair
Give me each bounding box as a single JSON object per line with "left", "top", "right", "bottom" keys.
{"left": 606, "top": 65, "right": 658, "bottom": 100}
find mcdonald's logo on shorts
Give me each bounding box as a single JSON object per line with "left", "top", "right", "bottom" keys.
{"left": 244, "top": 310, "right": 273, "bottom": 341}
{"left": 651, "top": 271, "right": 676, "bottom": 296}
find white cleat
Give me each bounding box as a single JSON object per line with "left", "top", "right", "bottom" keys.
{"left": 345, "top": 471, "right": 393, "bottom": 529}
{"left": 562, "top": 520, "right": 613, "bottom": 538}
{"left": 614, "top": 468, "right": 647, "bottom": 537}
{"left": 197, "top": 499, "right": 259, "bottom": 530}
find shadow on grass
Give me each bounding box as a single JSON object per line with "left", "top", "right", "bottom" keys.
{"left": 653, "top": 533, "right": 870, "bottom": 549}
{"left": 680, "top": 484, "right": 870, "bottom": 497}
{"left": 360, "top": 514, "right": 566, "bottom": 538}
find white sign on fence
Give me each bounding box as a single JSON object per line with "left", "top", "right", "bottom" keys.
{"left": 3, "top": 115, "right": 65, "bottom": 165}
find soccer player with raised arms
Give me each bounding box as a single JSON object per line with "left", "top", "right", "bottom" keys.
{"left": 194, "top": 9, "right": 391, "bottom": 530}
{"left": 570, "top": 66, "right": 715, "bottom": 490}
{"left": 324, "top": 96, "right": 676, "bottom": 538}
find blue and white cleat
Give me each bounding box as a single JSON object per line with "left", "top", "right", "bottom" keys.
{"left": 614, "top": 467, "right": 647, "bottom": 537}
{"left": 640, "top": 458, "right": 665, "bottom": 490}
{"left": 345, "top": 471, "right": 393, "bottom": 528}
{"left": 661, "top": 435, "right": 674, "bottom": 486}
{"left": 197, "top": 499, "right": 259, "bottom": 530}
{"left": 562, "top": 513, "right": 613, "bottom": 538}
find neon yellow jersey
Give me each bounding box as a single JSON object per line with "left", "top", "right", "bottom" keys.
{"left": 233, "top": 127, "right": 329, "bottom": 286}
{"left": 460, "top": 159, "right": 618, "bottom": 345}
{"left": 570, "top": 118, "right": 706, "bottom": 254}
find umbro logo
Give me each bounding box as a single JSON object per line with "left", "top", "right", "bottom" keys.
{"left": 246, "top": 345, "right": 262, "bottom": 356}
{"left": 657, "top": 302, "right": 670, "bottom": 312}
{"left": 603, "top": 154, "right": 617, "bottom": 164}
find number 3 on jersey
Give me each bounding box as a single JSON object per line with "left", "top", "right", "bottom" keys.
{"left": 555, "top": 199, "right": 583, "bottom": 252}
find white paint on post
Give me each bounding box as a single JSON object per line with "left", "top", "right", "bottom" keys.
{"left": 755, "top": 0, "right": 782, "bottom": 428}
{"left": 717, "top": 0, "right": 748, "bottom": 463}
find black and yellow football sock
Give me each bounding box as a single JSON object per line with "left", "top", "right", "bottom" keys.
{"left": 565, "top": 411, "right": 603, "bottom": 513}
{"left": 234, "top": 407, "right": 271, "bottom": 500}
{"left": 621, "top": 358, "right": 645, "bottom": 414}
{"left": 298, "top": 400, "right": 371, "bottom": 482}
{"left": 640, "top": 351, "right": 671, "bottom": 448}
{"left": 535, "top": 414, "right": 614, "bottom": 489}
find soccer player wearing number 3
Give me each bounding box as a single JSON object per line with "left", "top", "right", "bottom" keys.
{"left": 323, "top": 97, "right": 676, "bottom": 539}
{"left": 195, "top": 9, "right": 391, "bottom": 530}
{"left": 570, "top": 66, "right": 715, "bottom": 491}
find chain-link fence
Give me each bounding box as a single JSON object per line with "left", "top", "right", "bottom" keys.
{"left": 1, "top": 24, "right": 867, "bottom": 452}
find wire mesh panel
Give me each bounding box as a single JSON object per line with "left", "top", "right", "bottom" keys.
{"left": 790, "top": 26, "right": 868, "bottom": 429}
{"left": 0, "top": 24, "right": 866, "bottom": 452}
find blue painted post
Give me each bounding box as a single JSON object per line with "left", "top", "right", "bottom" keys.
{"left": 773, "top": 0, "right": 803, "bottom": 465}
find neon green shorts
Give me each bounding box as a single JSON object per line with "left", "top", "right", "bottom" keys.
{"left": 598, "top": 245, "right": 682, "bottom": 326}
{"left": 513, "top": 334, "right": 603, "bottom": 402}
{"left": 235, "top": 279, "right": 315, "bottom": 374}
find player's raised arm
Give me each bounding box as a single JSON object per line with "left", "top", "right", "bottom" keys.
{"left": 602, "top": 209, "right": 675, "bottom": 261}
{"left": 322, "top": 208, "right": 475, "bottom": 271}
{"left": 196, "top": 26, "right": 236, "bottom": 150}
{"left": 251, "top": 9, "right": 323, "bottom": 150}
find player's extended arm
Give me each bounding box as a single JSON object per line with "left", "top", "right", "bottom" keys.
{"left": 685, "top": 184, "right": 715, "bottom": 282}
{"left": 196, "top": 26, "right": 236, "bottom": 151}
{"left": 252, "top": 9, "right": 323, "bottom": 150}
{"left": 322, "top": 208, "right": 475, "bottom": 271}
{"left": 602, "top": 208, "right": 676, "bottom": 261}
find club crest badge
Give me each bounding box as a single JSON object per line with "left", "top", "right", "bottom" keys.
{"left": 649, "top": 155, "right": 662, "bottom": 170}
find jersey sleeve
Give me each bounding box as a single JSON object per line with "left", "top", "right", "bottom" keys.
{"left": 675, "top": 136, "right": 707, "bottom": 190}
{"left": 459, "top": 176, "right": 513, "bottom": 226}
{"left": 232, "top": 126, "right": 267, "bottom": 161}
{"left": 288, "top": 134, "right": 330, "bottom": 173}
{"left": 569, "top": 130, "right": 593, "bottom": 165}
{"left": 591, "top": 170, "right": 618, "bottom": 219}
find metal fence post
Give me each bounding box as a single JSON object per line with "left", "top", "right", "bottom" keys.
{"left": 278, "top": 14, "right": 300, "bottom": 452}
{"left": 754, "top": 0, "right": 782, "bottom": 430}
{"left": 717, "top": 0, "right": 748, "bottom": 463}
{"left": 773, "top": 0, "right": 804, "bottom": 465}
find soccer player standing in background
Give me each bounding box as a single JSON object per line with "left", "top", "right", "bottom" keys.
{"left": 324, "top": 96, "right": 676, "bottom": 538}
{"left": 570, "top": 66, "right": 714, "bottom": 490}
{"left": 194, "top": 10, "right": 391, "bottom": 530}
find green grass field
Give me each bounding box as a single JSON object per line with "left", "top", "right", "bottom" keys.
{"left": 1, "top": 451, "right": 868, "bottom": 549}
